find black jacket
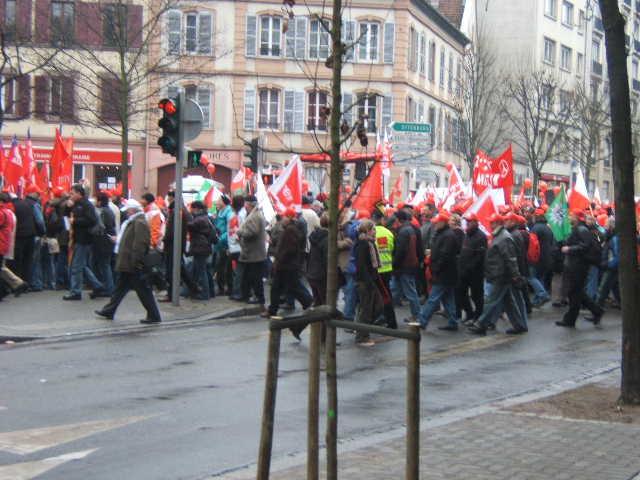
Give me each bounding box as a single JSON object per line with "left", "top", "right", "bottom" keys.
{"left": 484, "top": 226, "right": 520, "bottom": 285}
{"left": 530, "top": 220, "right": 555, "bottom": 271}
{"left": 13, "top": 198, "right": 36, "bottom": 238}
{"left": 459, "top": 226, "right": 487, "bottom": 276}
{"left": 393, "top": 222, "right": 423, "bottom": 274}
{"left": 187, "top": 212, "right": 215, "bottom": 257}
{"left": 563, "top": 222, "right": 593, "bottom": 272}
{"left": 307, "top": 227, "right": 328, "bottom": 282}
{"left": 508, "top": 226, "right": 529, "bottom": 277}
{"left": 429, "top": 225, "right": 459, "bottom": 287}
{"left": 93, "top": 206, "right": 116, "bottom": 256}
{"left": 274, "top": 222, "right": 303, "bottom": 272}
{"left": 70, "top": 197, "right": 97, "bottom": 245}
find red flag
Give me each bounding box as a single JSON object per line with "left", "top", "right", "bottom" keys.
{"left": 4, "top": 137, "right": 24, "bottom": 193}
{"left": 50, "top": 129, "right": 73, "bottom": 191}
{"left": 36, "top": 162, "right": 50, "bottom": 192}
{"left": 463, "top": 188, "right": 503, "bottom": 235}
{"left": 568, "top": 168, "right": 590, "bottom": 211}
{"left": 21, "top": 131, "right": 36, "bottom": 185}
{"left": 268, "top": 155, "right": 302, "bottom": 213}
{"left": 389, "top": 176, "right": 402, "bottom": 206}
{"left": 492, "top": 145, "right": 514, "bottom": 188}
{"left": 0, "top": 141, "right": 6, "bottom": 177}
{"left": 473, "top": 145, "right": 514, "bottom": 197}
{"left": 352, "top": 161, "right": 383, "bottom": 214}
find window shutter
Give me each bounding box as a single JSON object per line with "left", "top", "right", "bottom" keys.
{"left": 243, "top": 88, "right": 255, "bottom": 130}
{"left": 342, "top": 20, "right": 355, "bottom": 62}
{"left": 295, "top": 17, "right": 306, "bottom": 59}
{"left": 246, "top": 15, "right": 257, "bottom": 57}
{"left": 285, "top": 16, "right": 296, "bottom": 58}
{"left": 198, "top": 87, "right": 210, "bottom": 127}
{"left": 34, "top": 76, "right": 48, "bottom": 118}
{"left": 76, "top": 2, "right": 101, "bottom": 47}
{"left": 294, "top": 90, "right": 304, "bottom": 132}
{"left": 381, "top": 95, "right": 392, "bottom": 130}
{"left": 16, "top": 0, "right": 32, "bottom": 41}
{"left": 61, "top": 76, "right": 75, "bottom": 122}
{"left": 383, "top": 23, "right": 394, "bottom": 64}
{"left": 167, "top": 10, "right": 181, "bottom": 54}
{"left": 127, "top": 4, "right": 143, "bottom": 48}
{"left": 198, "top": 12, "right": 212, "bottom": 55}
{"left": 35, "top": 0, "right": 50, "bottom": 43}
{"left": 283, "top": 90, "right": 295, "bottom": 132}
{"left": 16, "top": 75, "right": 30, "bottom": 119}
{"left": 341, "top": 92, "right": 353, "bottom": 126}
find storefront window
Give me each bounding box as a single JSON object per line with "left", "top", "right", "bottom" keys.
{"left": 95, "top": 165, "right": 121, "bottom": 192}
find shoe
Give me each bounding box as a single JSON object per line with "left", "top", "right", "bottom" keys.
{"left": 158, "top": 296, "right": 172, "bottom": 303}
{"left": 487, "top": 323, "right": 496, "bottom": 331}
{"left": 13, "top": 283, "right": 29, "bottom": 297}
{"left": 94, "top": 310, "right": 113, "bottom": 320}
{"left": 533, "top": 297, "right": 550, "bottom": 308}
{"left": 140, "top": 318, "right": 161, "bottom": 324}
{"left": 356, "top": 339, "right": 375, "bottom": 347}
{"left": 552, "top": 300, "right": 567, "bottom": 308}
{"left": 89, "top": 290, "right": 110, "bottom": 299}
{"left": 403, "top": 317, "right": 417, "bottom": 324}
{"left": 260, "top": 310, "right": 272, "bottom": 318}
{"left": 467, "top": 323, "right": 487, "bottom": 335}
{"left": 555, "top": 320, "right": 575, "bottom": 328}
{"left": 247, "top": 298, "right": 262, "bottom": 305}
{"left": 438, "top": 324, "right": 459, "bottom": 332}
{"left": 505, "top": 328, "right": 527, "bottom": 335}
{"left": 63, "top": 293, "right": 82, "bottom": 301}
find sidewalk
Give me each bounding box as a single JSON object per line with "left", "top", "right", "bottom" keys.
{"left": 221, "top": 370, "right": 640, "bottom": 480}
{"left": 0, "top": 290, "right": 260, "bottom": 340}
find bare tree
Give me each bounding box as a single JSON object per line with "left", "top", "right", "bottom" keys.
{"left": 501, "top": 68, "right": 574, "bottom": 189}
{"left": 454, "top": 23, "right": 506, "bottom": 171}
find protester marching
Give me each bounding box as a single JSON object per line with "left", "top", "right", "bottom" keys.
{"left": 1, "top": 130, "right": 639, "bottom": 346}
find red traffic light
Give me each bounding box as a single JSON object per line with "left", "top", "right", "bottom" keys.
{"left": 158, "top": 98, "right": 177, "bottom": 115}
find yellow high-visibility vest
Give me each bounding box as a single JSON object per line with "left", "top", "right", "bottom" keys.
{"left": 375, "top": 225, "right": 395, "bottom": 273}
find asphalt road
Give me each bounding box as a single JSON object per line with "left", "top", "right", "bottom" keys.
{"left": 0, "top": 305, "right": 623, "bottom": 480}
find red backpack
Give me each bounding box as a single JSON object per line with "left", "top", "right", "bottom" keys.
{"left": 527, "top": 232, "right": 541, "bottom": 264}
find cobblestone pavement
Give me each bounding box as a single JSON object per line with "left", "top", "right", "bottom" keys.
{"left": 226, "top": 408, "right": 640, "bottom": 480}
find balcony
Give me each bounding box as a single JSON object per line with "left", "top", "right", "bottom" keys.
{"left": 633, "top": 79, "right": 640, "bottom": 92}
{"left": 592, "top": 61, "right": 603, "bottom": 76}
{"left": 594, "top": 17, "right": 604, "bottom": 31}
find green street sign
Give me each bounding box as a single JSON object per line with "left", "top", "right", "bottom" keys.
{"left": 391, "top": 122, "right": 432, "bottom": 133}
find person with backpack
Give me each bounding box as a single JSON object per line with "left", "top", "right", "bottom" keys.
{"left": 556, "top": 209, "right": 605, "bottom": 328}
{"left": 528, "top": 209, "right": 554, "bottom": 307}
{"left": 187, "top": 201, "right": 217, "bottom": 300}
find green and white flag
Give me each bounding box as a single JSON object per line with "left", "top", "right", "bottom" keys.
{"left": 546, "top": 184, "right": 572, "bottom": 241}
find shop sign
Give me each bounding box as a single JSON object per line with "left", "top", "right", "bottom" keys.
{"left": 31, "top": 147, "right": 133, "bottom": 165}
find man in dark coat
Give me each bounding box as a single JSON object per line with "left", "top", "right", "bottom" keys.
{"left": 306, "top": 213, "right": 329, "bottom": 306}
{"left": 10, "top": 195, "right": 37, "bottom": 286}
{"left": 392, "top": 209, "right": 423, "bottom": 322}
{"left": 457, "top": 212, "right": 487, "bottom": 323}
{"left": 528, "top": 209, "right": 554, "bottom": 306}
{"left": 91, "top": 191, "right": 116, "bottom": 298}
{"left": 556, "top": 209, "right": 605, "bottom": 328}
{"left": 187, "top": 201, "right": 216, "bottom": 300}
{"left": 95, "top": 199, "right": 161, "bottom": 324}
{"left": 417, "top": 212, "right": 459, "bottom": 331}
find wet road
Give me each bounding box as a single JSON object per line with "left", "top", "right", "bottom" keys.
{"left": 0, "top": 306, "right": 622, "bottom": 479}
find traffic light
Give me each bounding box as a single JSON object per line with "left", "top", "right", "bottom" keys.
{"left": 244, "top": 137, "right": 259, "bottom": 172}
{"left": 187, "top": 150, "right": 202, "bottom": 169}
{"left": 158, "top": 98, "right": 180, "bottom": 157}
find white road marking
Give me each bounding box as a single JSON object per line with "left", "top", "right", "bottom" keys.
{"left": 0, "top": 416, "right": 149, "bottom": 455}
{"left": 0, "top": 449, "right": 97, "bottom": 480}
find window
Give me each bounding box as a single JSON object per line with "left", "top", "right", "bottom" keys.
{"left": 592, "top": 38, "right": 601, "bottom": 63}
{"left": 0, "top": 77, "right": 17, "bottom": 116}
{"left": 428, "top": 41, "right": 436, "bottom": 82}
{"left": 258, "top": 88, "right": 279, "bottom": 128}
{"left": 545, "top": 0, "right": 557, "bottom": 18}
{"left": 103, "top": 4, "right": 127, "bottom": 48}
{"left": 166, "top": 11, "right": 213, "bottom": 55}
{"left": 185, "top": 85, "right": 211, "bottom": 127}
{"left": 447, "top": 53, "right": 454, "bottom": 92}
{"left": 51, "top": 1, "right": 74, "bottom": 46}
{"left": 577, "top": 52, "right": 584, "bottom": 76}
{"left": 543, "top": 37, "right": 556, "bottom": 64}
{"left": 633, "top": 59, "right": 639, "bottom": 79}
{"left": 4, "top": 0, "right": 16, "bottom": 41}
{"left": 406, "top": 96, "right": 416, "bottom": 122}
{"left": 602, "top": 180, "right": 610, "bottom": 199}
{"left": 560, "top": 45, "right": 572, "bottom": 71}
{"left": 590, "top": 80, "right": 600, "bottom": 101}
{"left": 358, "top": 22, "right": 379, "bottom": 62}
{"left": 428, "top": 105, "right": 436, "bottom": 146}
{"left": 542, "top": 84, "right": 554, "bottom": 110}
{"left": 49, "top": 77, "right": 63, "bottom": 117}
{"left": 356, "top": 93, "right": 377, "bottom": 133}
{"left": 559, "top": 89, "right": 571, "bottom": 112}
{"left": 419, "top": 33, "right": 426, "bottom": 75}
{"left": 309, "top": 19, "right": 330, "bottom": 60}
{"left": 604, "top": 137, "right": 612, "bottom": 167}
{"left": 455, "top": 60, "right": 462, "bottom": 97}
{"left": 578, "top": 9, "right": 585, "bottom": 32}
{"left": 101, "top": 76, "right": 120, "bottom": 124}
{"left": 260, "top": 16, "right": 282, "bottom": 57}
{"left": 439, "top": 48, "right": 446, "bottom": 87}
{"left": 307, "top": 90, "right": 328, "bottom": 131}
{"left": 408, "top": 27, "right": 417, "bottom": 71}
{"left": 561, "top": 1, "right": 574, "bottom": 26}
{"left": 167, "top": 11, "right": 181, "bottom": 54}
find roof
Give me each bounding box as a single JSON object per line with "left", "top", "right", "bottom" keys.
{"left": 411, "top": 0, "right": 470, "bottom": 47}
{"left": 434, "top": 0, "right": 465, "bottom": 28}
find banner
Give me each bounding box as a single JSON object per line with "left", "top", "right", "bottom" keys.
{"left": 352, "top": 160, "right": 383, "bottom": 214}
{"left": 463, "top": 187, "right": 505, "bottom": 235}
{"left": 3, "top": 137, "right": 23, "bottom": 193}
{"left": 50, "top": 129, "right": 73, "bottom": 191}
{"left": 473, "top": 145, "right": 514, "bottom": 197}
{"left": 268, "top": 155, "right": 302, "bottom": 213}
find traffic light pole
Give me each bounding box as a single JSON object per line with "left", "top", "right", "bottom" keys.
{"left": 171, "top": 91, "right": 186, "bottom": 307}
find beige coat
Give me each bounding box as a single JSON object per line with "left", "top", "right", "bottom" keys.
{"left": 238, "top": 207, "right": 267, "bottom": 263}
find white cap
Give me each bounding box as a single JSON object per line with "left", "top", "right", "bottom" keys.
{"left": 120, "top": 199, "right": 143, "bottom": 212}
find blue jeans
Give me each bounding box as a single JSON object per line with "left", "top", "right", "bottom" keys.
{"left": 418, "top": 284, "right": 457, "bottom": 328}
{"left": 69, "top": 244, "right": 103, "bottom": 296}
{"left": 342, "top": 272, "right": 359, "bottom": 321}
{"left": 393, "top": 273, "right": 421, "bottom": 318}
{"left": 94, "top": 253, "right": 114, "bottom": 295}
{"left": 191, "top": 255, "right": 210, "bottom": 300}
{"left": 585, "top": 266, "right": 599, "bottom": 301}
{"left": 528, "top": 266, "right": 550, "bottom": 304}
{"left": 30, "top": 238, "right": 44, "bottom": 290}
{"left": 55, "top": 246, "right": 69, "bottom": 288}
{"left": 478, "top": 283, "right": 527, "bottom": 331}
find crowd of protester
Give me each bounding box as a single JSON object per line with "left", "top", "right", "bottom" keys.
{"left": 0, "top": 181, "right": 638, "bottom": 344}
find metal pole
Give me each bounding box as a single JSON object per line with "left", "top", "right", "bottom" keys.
{"left": 257, "top": 324, "right": 282, "bottom": 480}
{"left": 406, "top": 324, "right": 421, "bottom": 480}
{"left": 171, "top": 90, "right": 185, "bottom": 307}
{"left": 307, "top": 321, "right": 321, "bottom": 480}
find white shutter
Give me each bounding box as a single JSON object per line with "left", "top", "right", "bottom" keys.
{"left": 198, "top": 13, "right": 212, "bottom": 55}
{"left": 381, "top": 95, "right": 392, "bottom": 130}
{"left": 244, "top": 88, "right": 256, "bottom": 130}
{"left": 342, "top": 92, "right": 353, "bottom": 126}
{"left": 295, "top": 17, "right": 307, "bottom": 59}
{"left": 285, "top": 17, "right": 296, "bottom": 58}
{"left": 383, "top": 23, "right": 394, "bottom": 64}
{"left": 294, "top": 91, "right": 304, "bottom": 132}
{"left": 198, "top": 87, "right": 211, "bottom": 127}
{"left": 342, "top": 21, "right": 355, "bottom": 62}
{"left": 246, "top": 15, "right": 257, "bottom": 57}
{"left": 167, "top": 10, "right": 182, "bottom": 55}
{"left": 283, "top": 90, "right": 295, "bottom": 131}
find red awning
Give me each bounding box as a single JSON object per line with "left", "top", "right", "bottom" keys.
{"left": 300, "top": 152, "right": 382, "bottom": 163}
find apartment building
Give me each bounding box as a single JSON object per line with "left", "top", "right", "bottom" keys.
{"left": 148, "top": 0, "right": 470, "bottom": 196}
{"left": 462, "top": 0, "right": 640, "bottom": 201}
{"left": 1, "top": 0, "right": 148, "bottom": 195}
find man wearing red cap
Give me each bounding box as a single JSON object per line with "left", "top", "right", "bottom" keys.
{"left": 555, "top": 209, "right": 605, "bottom": 328}
{"left": 457, "top": 212, "right": 487, "bottom": 324}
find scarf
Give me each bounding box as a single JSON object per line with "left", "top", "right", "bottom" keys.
{"left": 359, "top": 232, "right": 380, "bottom": 270}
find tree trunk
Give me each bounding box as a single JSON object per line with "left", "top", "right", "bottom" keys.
{"left": 599, "top": 0, "right": 640, "bottom": 405}
{"left": 121, "top": 124, "right": 129, "bottom": 197}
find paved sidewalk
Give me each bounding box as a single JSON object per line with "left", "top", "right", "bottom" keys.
{"left": 0, "top": 290, "right": 260, "bottom": 340}
{"left": 222, "top": 373, "right": 640, "bottom": 480}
